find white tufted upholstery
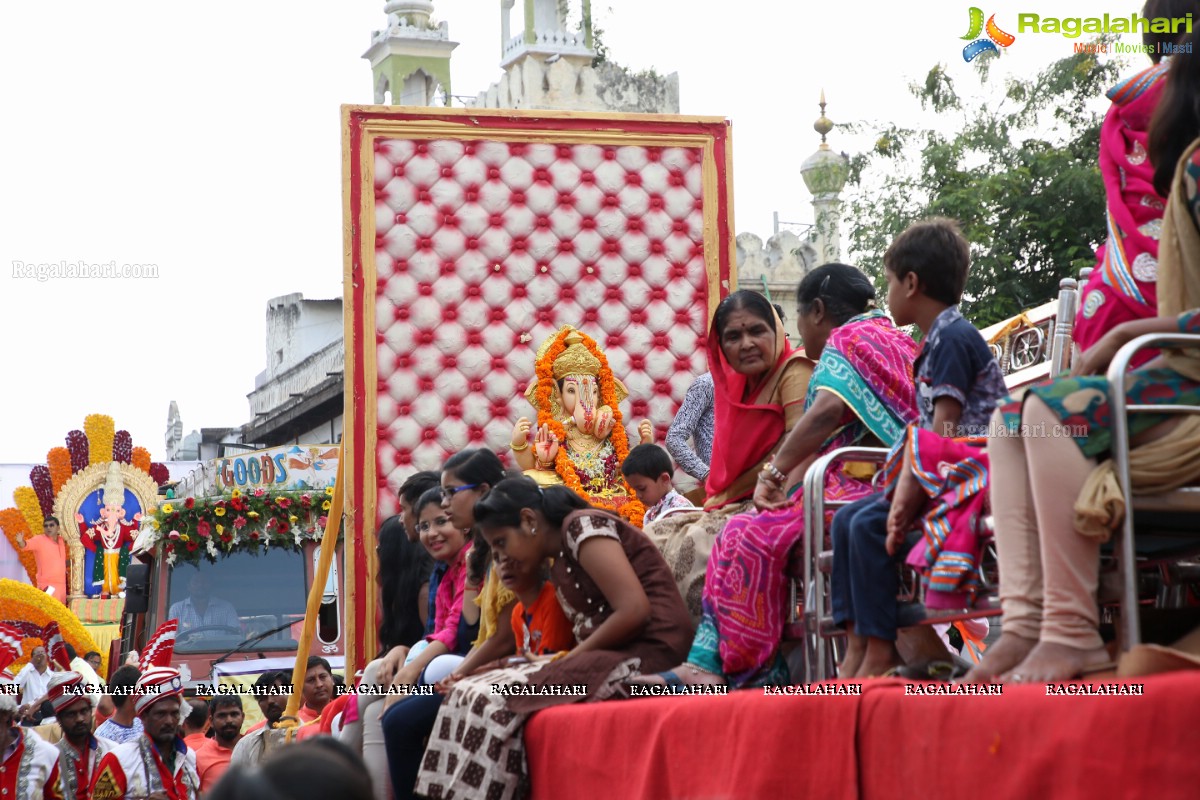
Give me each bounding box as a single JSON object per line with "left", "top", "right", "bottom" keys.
{"left": 370, "top": 136, "right": 720, "bottom": 519}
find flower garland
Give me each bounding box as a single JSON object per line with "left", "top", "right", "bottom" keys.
{"left": 47, "top": 447, "right": 72, "bottom": 495}
{"left": 131, "top": 447, "right": 152, "bottom": 474}
{"left": 0, "top": 508, "right": 36, "bottom": 583}
{"left": 30, "top": 466, "right": 54, "bottom": 518}
{"left": 0, "top": 578, "right": 97, "bottom": 673}
{"left": 66, "top": 430, "right": 89, "bottom": 473}
{"left": 150, "top": 487, "right": 335, "bottom": 568}
{"left": 113, "top": 430, "right": 133, "bottom": 463}
{"left": 533, "top": 328, "right": 646, "bottom": 528}
{"left": 14, "top": 486, "right": 44, "bottom": 540}
{"left": 84, "top": 414, "right": 115, "bottom": 465}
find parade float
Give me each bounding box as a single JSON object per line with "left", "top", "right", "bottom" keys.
{"left": 340, "top": 105, "right": 733, "bottom": 672}
{"left": 0, "top": 414, "right": 169, "bottom": 676}
{"left": 130, "top": 444, "right": 345, "bottom": 702}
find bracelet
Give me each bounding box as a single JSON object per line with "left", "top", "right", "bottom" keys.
{"left": 761, "top": 461, "right": 786, "bottom": 484}
{"left": 510, "top": 440, "right": 529, "bottom": 452}
{"left": 757, "top": 471, "right": 783, "bottom": 487}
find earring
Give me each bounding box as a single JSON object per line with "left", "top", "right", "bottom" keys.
{"left": 530, "top": 525, "right": 537, "bottom": 536}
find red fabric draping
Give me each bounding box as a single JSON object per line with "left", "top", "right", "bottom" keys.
{"left": 526, "top": 673, "right": 1200, "bottom": 799}
{"left": 526, "top": 690, "right": 860, "bottom": 800}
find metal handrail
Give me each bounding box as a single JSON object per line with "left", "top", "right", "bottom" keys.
{"left": 801, "top": 445, "right": 892, "bottom": 681}
{"left": 1106, "top": 332, "right": 1200, "bottom": 650}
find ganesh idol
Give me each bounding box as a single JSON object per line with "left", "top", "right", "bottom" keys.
{"left": 76, "top": 461, "right": 141, "bottom": 596}
{"left": 511, "top": 326, "right": 653, "bottom": 523}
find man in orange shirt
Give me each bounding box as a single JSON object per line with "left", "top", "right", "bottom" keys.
{"left": 23, "top": 517, "right": 68, "bottom": 601}
{"left": 195, "top": 697, "right": 243, "bottom": 791}
{"left": 180, "top": 702, "right": 207, "bottom": 752}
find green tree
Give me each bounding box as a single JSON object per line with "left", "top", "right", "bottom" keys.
{"left": 844, "top": 50, "right": 1121, "bottom": 327}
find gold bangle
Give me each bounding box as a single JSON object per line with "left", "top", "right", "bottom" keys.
{"left": 510, "top": 441, "right": 529, "bottom": 452}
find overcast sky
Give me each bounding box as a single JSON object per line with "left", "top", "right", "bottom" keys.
{"left": 0, "top": 0, "right": 1148, "bottom": 463}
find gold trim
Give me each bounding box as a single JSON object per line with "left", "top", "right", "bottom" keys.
{"left": 343, "top": 104, "right": 730, "bottom": 127}
{"left": 344, "top": 106, "right": 734, "bottom": 668}
{"left": 53, "top": 463, "right": 158, "bottom": 598}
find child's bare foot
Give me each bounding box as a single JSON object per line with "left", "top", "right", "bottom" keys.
{"left": 1003, "top": 641, "right": 1111, "bottom": 683}
{"left": 961, "top": 633, "right": 1037, "bottom": 682}
{"left": 839, "top": 631, "right": 866, "bottom": 678}
{"left": 626, "top": 663, "right": 726, "bottom": 687}
{"left": 855, "top": 638, "right": 903, "bottom": 678}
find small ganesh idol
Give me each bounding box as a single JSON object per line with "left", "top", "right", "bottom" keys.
{"left": 511, "top": 326, "right": 653, "bottom": 524}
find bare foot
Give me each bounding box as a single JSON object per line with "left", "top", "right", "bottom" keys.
{"left": 960, "top": 633, "right": 1037, "bottom": 683}
{"left": 856, "top": 638, "right": 903, "bottom": 678}
{"left": 839, "top": 631, "right": 866, "bottom": 678}
{"left": 1003, "top": 641, "right": 1111, "bottom": 683}
{"left": 897, "top": 626, "right": 952, "bottom": 665}
{"left": 626, "top": 663, "right": 726, "bottom": 687}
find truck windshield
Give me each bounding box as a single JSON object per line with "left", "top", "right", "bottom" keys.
{"left": 165, "top": 549, "right": 308, "bottom": 654}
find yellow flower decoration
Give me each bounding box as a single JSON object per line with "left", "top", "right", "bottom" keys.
{"left": 0, "top": 579, "right": 98, "bottom": 673}
{"left": 289, "top": 515, "right": 298, "bottom": 524}
{"left": 325, "top": 487, "right": 335, "bottom": 496}
{"left": 214, "top": 507, "right": 226, "bottom": 517}
{"left": 322, "top": 500, "right": 331, "bottom": 511}
{"left": 232, "top": 489, "right": 242, "bottom": 499}
{"left": 216, "top": 524, "right": 225, "bottom": 535}
{"left": 162, "top": 503, "right": 174, "bottom": 514}
{"left": 152, "top": 519, "right": 161, "bottom": 530}
{"left": 13, "top": 487, "right": 43, "bottom": 539}
{"left": 248, "top": 511, "right": 259, "bottom": 519}
{"left": 84, "top": 414, "right": 115, "bottom": 465}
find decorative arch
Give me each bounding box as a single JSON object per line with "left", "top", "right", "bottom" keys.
{"left": 54, "top": 463, "right": 160, "bottom": 597}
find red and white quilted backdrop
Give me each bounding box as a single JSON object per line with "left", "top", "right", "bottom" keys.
{"left": 344, "top": 107, "right": 734, "bottom": 670}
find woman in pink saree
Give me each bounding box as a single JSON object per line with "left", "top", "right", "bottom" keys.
{"left": 632, "top": 264, "right": 918, "bottom": 689}
{"left": 1074, "top": 0, "right": 1191, "bottom": 364}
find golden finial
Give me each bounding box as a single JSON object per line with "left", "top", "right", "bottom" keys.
{"left": 814, "top": 89, "right": 834, "bottom": 150}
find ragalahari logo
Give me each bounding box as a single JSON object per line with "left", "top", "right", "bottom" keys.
{"left": 961, "top": 8, "right": 1016, "bottom": 61}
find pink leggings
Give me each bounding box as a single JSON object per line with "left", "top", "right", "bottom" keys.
{"left": 989, "top": 398, "right": 1104, "bottom": 650}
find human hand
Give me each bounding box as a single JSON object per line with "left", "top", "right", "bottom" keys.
{"left": 534, "top": 424, "right": 559, "bottom": 467}
{"left": 1071, "top": 328, "right": 1127, "bottom": 377}
{"left": 511, "top": 417, "right": 532, "bottom": 449}
{"left": 753, "top": 478, "right": 787, "bottom": 512}
{"left": 637, "top": 419, "right": 653, "bottom": 445}
{"left": 435, "top": 671, "right": 463, "bottom": 695}
{"left": 376, "top": 645, "right": 408, "bottom": 688}
{"left": 75, "top": 512, "right": 85, "bottom": 524}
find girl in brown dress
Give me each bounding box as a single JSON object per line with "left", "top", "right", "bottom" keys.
{"left": 415, "top": 478, "right": 693, "bottom": 800}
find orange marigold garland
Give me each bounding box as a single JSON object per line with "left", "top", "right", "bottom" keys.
{"left": 131, "top": 447, "right": 152, "bottom": 473}
{"left": 534, "top": 328, "right": 646, "bottom": 528}
{"left": 0, "top": 508, "right": 36, "bottom": 583}
{"left": 47, "top": 447, "right": 72, "bottom": 495}
{"left": 0, "top": 579, "right": 97, "bottom": 673}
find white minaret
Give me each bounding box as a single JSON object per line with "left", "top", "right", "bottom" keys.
{"left": 800, "top": 91, "right": 850, "bottom": 264}
{"left": 363, "top": 0, "right": 459, "bottom": 105}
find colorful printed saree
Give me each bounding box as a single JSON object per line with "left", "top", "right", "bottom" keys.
{"left": 691, "top": 310, "right": 918, "bottom": 686}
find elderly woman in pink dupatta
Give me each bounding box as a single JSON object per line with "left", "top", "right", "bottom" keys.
{"left": 1074, "top": 0, "right": 1193, "bottom": 365}
{"left": 632, "top": 264, "right": 918, "bottom": 689}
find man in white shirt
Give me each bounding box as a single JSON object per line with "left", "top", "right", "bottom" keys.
{"left": 14, "top": 646, "right": 55, "bottom": 722}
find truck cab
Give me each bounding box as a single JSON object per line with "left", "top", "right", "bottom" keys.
{"left": 121, "top": 537, "right": 344, "bottom": 688}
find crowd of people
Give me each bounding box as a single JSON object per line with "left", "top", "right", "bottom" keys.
{"left": 3, "top": 6, "right": 1200, "bottom": 799}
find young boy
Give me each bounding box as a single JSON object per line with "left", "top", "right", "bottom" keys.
{"left": 621, "top": 444, "right": 696, "bottom": 525}
{"left": 831, "top": 218, "right": 1007, "bottom": 678}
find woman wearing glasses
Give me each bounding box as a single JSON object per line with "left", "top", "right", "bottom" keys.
{"left": 381, "top": 448, "right": 522, "bottom": 800}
